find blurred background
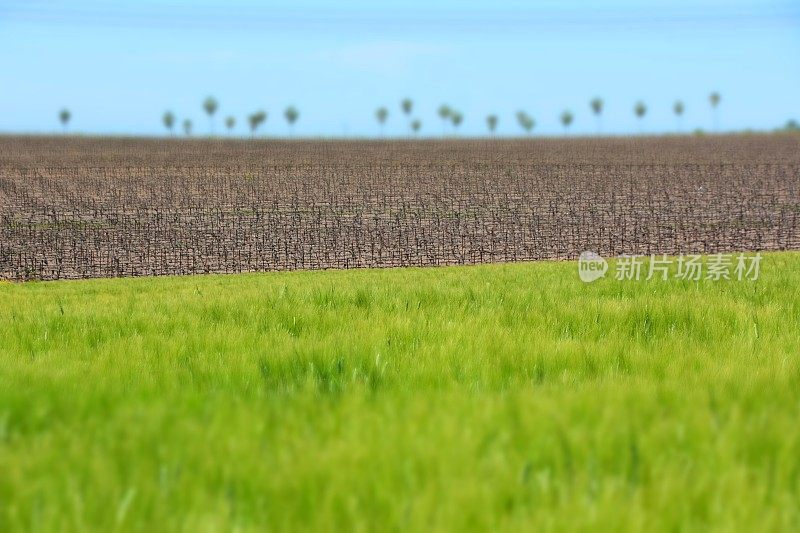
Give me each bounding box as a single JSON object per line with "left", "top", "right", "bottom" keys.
{"left": 1, "top": 0, "right": 798, "bottom": 137}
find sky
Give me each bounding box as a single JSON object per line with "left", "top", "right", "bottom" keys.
{"left": 1, "top": 0, "right": 798, "bottom": 137}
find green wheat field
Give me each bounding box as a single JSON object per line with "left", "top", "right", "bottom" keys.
{"left": 1, "top": 253, "right": 799, "bottom": 531}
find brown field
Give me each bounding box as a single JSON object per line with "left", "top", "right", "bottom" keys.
{"left": 1, "top": 134, "right": 799, "bottom": 280}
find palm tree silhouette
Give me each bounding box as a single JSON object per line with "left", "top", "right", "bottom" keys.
{"left": 284, "top": 106, "right": 299, "bottom": 136}
{"left": 560, "top": 110, "right": 573, "bottom": 135}
{"left": 162, "top": 111, "right": 175, "bottom": 136}
{"left": 203, "top": 96, "right": 218, "bottom": 135}
{"left": 486, "top": 114, "right": 498, "bottom": 135}
{"left": 411, "top": 119, "right": 421, "bottom": 135}
{"left": 183, "top": 119, "right": 192, "bottom": 136}
{"left": 375, "top": 107, "right": 389, "bottom": 136}
{"left": 248, "top": 111, "right": 266, "bottom": 137}
{"left": 516, "top": 111, "right": 534, "bottom": 135}
{"left": 673, "top": 100, "right": 685, "bottom": 133}
{"left": 59, "top": 109, "right": 71, "bottom": 133}
{"left": 438, "top": 104, "right": 452, "bottom": 135}
{"left": 225, "top": 116, "right": 235, "bottom": 133}
{"left": 709, "top": 92, "right": 721, "bottom": 131}
{"left": 401, "top": 99, "right": 413, "bottom": 136}
{"left": 450, "top": 111, "right": 463, "bottom": 135}
{"left": 634, "top": 101, "right": 647, "bottom": 133}
{"left": 590, "top": 97, "right": 603, "bottom": 133}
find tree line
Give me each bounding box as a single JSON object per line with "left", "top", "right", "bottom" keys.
{"left": 54, "top": 92, "right": 800, "bottom": 136}
{"left": 157, "top": 97, "right": 299, "bottom": 137}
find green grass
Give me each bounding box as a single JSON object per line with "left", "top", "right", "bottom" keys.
{"left": 1, "top": 253, "right": 800, "bottom": 532}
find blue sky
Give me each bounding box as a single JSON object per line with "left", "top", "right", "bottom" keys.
{"left": 1, "top": 0, "right": 798, "bottom": 137}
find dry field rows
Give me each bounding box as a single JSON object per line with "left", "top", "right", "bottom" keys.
{"left": 1, "top": 135, "right": 799, "bottom": 280}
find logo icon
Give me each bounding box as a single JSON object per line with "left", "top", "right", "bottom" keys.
{"left": 578, "top": 251, "right": 608, "bottom": 283}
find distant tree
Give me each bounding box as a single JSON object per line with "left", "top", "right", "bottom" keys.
{"left": 785, "top": 119, "right": 799, "bottom": 132}
{"left": 709, "top": 91, "right": 721, "bottom": 131}
{"left": 634, "top": 101, "right": 647, "bottom": 133}
{"left": 590, "top": 97, "right": 603, "bottom": 133}
{"left": 486, "top": 114, "right": 498, "bottom": 134}
{"left": 560, "top": 110, "right": 573, "bottom": 134}
{"left": 516, "top": 111, "right": 534, "bottom": 135}
{"left": 248, "top": 111, "right": 266, "bottom": 137}
{"left": 411, "top": 119, "right": 421, "bottom": 135}
{"left": 515, "top": 111, "right": 526, "bottom": 134}
{"left": 401, "top": 98, "right": 413, "bottom": 116}
{"left": 183, "top": 119, "right": 192, "bottom": 136}
{"left": 162, "top": 111, "right": 175, "bottom": 135}
{"left": 225, "top": 116, "right": 235, "bottom": 133}
{"left": 450, "top": 111, "right": 463, "bottom": 134}
{"left": 284, "top": 106, "right": 299, "bottom": 135}
{"left": 673, "top": 100, "right": 685, "bottom": 132}
{"left": 437, "top": 104, "right": 452, "bottom": 135}
{"left": 375, "top": 106, "right": 389, "bottom": 136}
{"left": 59, "top": 108, "right": 71, "bottom": 132}
{"left": 202, "top": 96, "right": 218, "bottom": 135}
